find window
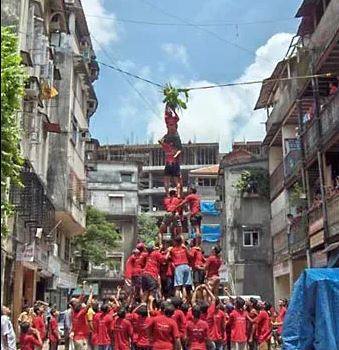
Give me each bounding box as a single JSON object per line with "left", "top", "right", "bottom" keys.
{"left": 106, "top": 252, "right": 124, "bottom": 276}
{"left": 64, "top": 237, "right": 71, "bottom": 261}
{"left": 243, "top": 230, "right": 260, "bottom": 247}
{"left": 71, "top": 116, "right": 78, "bottom": 145}
{"left": 108, "top": 195, "right": 123, "bottom": 212}
{"left": 121, "top": 172, "right": 133, "bottom": 183}
{"left": 197, "top": 178, "right": 217, "bottom": 187}
{"left": 114, "top": 224, "right": 123, "bottom": 242}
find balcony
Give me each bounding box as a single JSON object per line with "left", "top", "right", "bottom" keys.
{"left": 270, "top": 162, "right": 284, "bottom": 199}
{"left": 273, "top": 229, "right": 289, "bottom": 255}
{"left": 271, "top": 208, "right": 287, "bottom": 236}
{"left": 106, "top": 206, "right": 138, "bottom": 217}
{"left": 308, "top": 204, "right": 323, "bottom": 236}
{"left": 303, "top": 92, "right": 339, "bottom": 160}
{"left": 327, "top": 194, "right": 339, "bottom": 237}
{"left": 289, "top": 214, "right": 308, "bottom": 254}
{"left": 284, "top": 149, "right": 302, "bottom": 181}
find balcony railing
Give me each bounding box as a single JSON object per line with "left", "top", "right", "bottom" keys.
{"left": 308, "top": 204, "right": 323, "bottom": 236}
{"left": 270, "top": 161, "right": 284, "bottom": 199}
{"left": 284, "top": 150, "right": 301, "bottom": 180}
{"left": 107, "top": 207, "right": 138, "bottom": 216}
{"left": 289, "top": 215, "right": 308, "bottom": 253}
{"left": 327, "top": 194, "right": 339, "bottom": 237}
{"left": 303, "top": 92, "right": 339, "bottom": 159}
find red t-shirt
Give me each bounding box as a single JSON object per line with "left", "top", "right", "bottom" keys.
{"left": 171, "top": 309, "right": 186, "bottom": 339}
{"left": 111, "top": 318, "right": 133, "bottom": 350}
{"left": 125, "top": 255, "right": 134, "bottom": 279}
{"left": 170, "top": 246, "right": 189, "bottom": 266}
{"left": 135, "top": 315, "right": 152, "bottom": 347}
{"left": 131, "top": 252, "right": 148, "bottom": 277}
{"left": 149, "top": 315, "right": 180, "bottom": 350}
{"left": 256, "top": 310, "right": 271, "bottom": 343}
{"left": 186, "top": 318, "right": 209, "bottom": 350}
{"left": 164, "top": 197, "right": 181, "bottom": 213}
{"left": 228, "top": 309, "right": 247, "bottom": 342}
{"left": 206, "top": 304, "right": 226, "bottom": 341}
{"left": 20, "top": 334, "right": 42, "bottom": 350}
{"left": 49, "top": 316, "right": 59, "bottom": 344}
{"left": 162, "top": 142, "right": 178, "bottom": 165}
{"left": 205, "top": 255, "right": 222, "bottom": 278}
{"left": 185, "top": 194, "right": 201, "bottom": 215}
{"left": 190, "top": 247, "right": 205, "bottom": 270}
{"left": 277, "top": 306, "right": 286, "bottom": 335}
{"left": 143, "top": 250, "right": 166, "bottom": 279}
{"left": 32, "top": 315, "right": 46, "bottom": 340}
{"left": 72, "top": 308, "right": 89, "bottom": 340}
{"left": 93, "top": 312, "right": 112, "bottom": 345}
{"left": 165, "top": 110, "right": 179, "bottom": 129}
{"left": 126, "top": 312, "right": 139, "bottom": 343}
{"left": 186, "top": 308, "right": 193, "bottom": 323}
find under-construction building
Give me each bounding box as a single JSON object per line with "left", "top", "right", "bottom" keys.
{"left": 89, "top": 141, "right": 220, "bottom": 216}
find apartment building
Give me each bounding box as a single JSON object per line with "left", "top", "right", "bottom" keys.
{"left": 83, "top": 156, "right": 140, "bottom": 299}
{"left": 217, "top": 143, "right": 273, "bottom": 301}
{"left": 1, "top": 0, "right": 98, "bottom": 317}
{"left": 255, "top": 0, "right": 339, "bottom": 302}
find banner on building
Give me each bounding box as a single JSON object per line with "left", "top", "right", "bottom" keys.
{"left": 16, "top": 242, "right": 35, "bottom": 262}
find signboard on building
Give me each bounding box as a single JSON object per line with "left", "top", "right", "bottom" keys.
{"left": 219, "top": 264, "right": 229, "bottom": 283}
{"left": 16, "top": 242, "right": 35, "bottom": 262}
{"left": 273, "top": 261, "right": 289, "bottom": 277}
{"left": 310, "top": 230, "right": 324, "bottom": 248}
{"left": 48, "top": 256, "right": 61, "bottom": 276}
{"left": 285, "top": 139, "right": 301, "bottom": 153}
{"left": 57, "top": 271, "right": 78, "bottom": 289}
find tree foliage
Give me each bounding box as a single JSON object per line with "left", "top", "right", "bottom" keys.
{"left": 1, "top": 27, "right": 26, "bottom": 236}
{"left": 73, "top": 207, "right": 120, "bottom": 266}
{"left": 233, "top": 168, "right": 269, "bottom": 197}
{"left": 137, "top": 213, "right": 158, "bottom": 243}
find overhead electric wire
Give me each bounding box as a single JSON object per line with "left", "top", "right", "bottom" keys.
{"left": 85, "top": 14, "right": 296, "bottom": 27}
{"left": 137, "top": 0, "right": 274, "bottom": 63}
{"left": 92, "top": 36, "right": 163, "bottom": 120}
{"left": 96, "top": 60, "right": 338, "bottom": 91}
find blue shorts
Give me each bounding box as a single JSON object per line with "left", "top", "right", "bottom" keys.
{"left": 174, "top": 264, "right": 192, "bottom": 287}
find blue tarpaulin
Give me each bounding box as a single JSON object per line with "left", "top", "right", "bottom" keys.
{"left": 192, "top": 224, "right": 221, "bottom": 242}
{"left": 201, "top": 200, "right": 219, "bottom": 216}
{"left": 282, "top": 268, "right": 339, "bottom": 350}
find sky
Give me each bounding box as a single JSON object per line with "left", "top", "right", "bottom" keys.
{"left": 82, "top": 0, "right": 301, "bottom": 152}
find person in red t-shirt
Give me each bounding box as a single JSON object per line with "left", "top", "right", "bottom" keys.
{"left": 186, "top": 305, "right": 210, "bottom": 350}
{"left": 159, "top": 137, "right": 182, "bottom": 198}
{"left": 170, "top": 297, "right": 187, "bottom": 345}
{"left": 167, "top": 236, "right": 192, "bottom": 300}
{"left": 48, "top": 309, "right": 60, "bottom": 350}
{"left": 176, "top": 188, "right": 202, "bottom": 240}
{"left": 227, "top": 297, "right": 247, "bottom": 350}
{"left": 207, "top": 301, "right": 226, "bottom": 350}
{"left": 131, "top": 304, "right": 152, "bottom": 350}
{"left": 190, "top": 239, "right": 206, "bottom": 287}
{"left": 92, "top": 304, "right": 112, "bottom": 350}
{"left": 20, "top": 322, "right": 42, "bottom": 350}
{"left": 70, "top": 290, "right": 93, "bottom": 350}
{"left": 159, "top": 190, "right": 183, "bottom": 243}
{"left": 276, "top": 298, "right": 287, "bottom": 337}
{"left": 252, "top": 303, "right": 272, "bottom": 350}
{"left": 124, "top": 249, "right": 138, "bottom": 291}
{"left": 32, "top": 305, "right": 46, "bottom": 348}
{"left": 147, "top": 303, "right": 180, "bottom": 350}
{"left": 141, "top": 243, "right": 166, "bottom": 302}
{"left": 131, "top": 243, "right": 149, "bottom": 299}
{"left": 205, "top": 246, "right": 222, "bottom": 296}
{"left": 111, "top": 307, "right": 133, "bottom": 350}
{"left": 160, "top": 241, "right": 175, "bottom": 299}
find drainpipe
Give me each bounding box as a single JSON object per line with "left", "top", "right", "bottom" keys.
{"left": 311, "top": 63, "right": 329, "bottom": 245}
{"left": 297, "top": 98, "right": 311, "bottom": 267}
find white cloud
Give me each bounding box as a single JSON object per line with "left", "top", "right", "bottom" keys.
{"left": 82, "top": 0, "right": 119, "bottom": 50}
{"left": 148, "top": 33, "right": 294, "bottom": 151}
{"left": 162, "top": 43, "right": 189, "bottom": 65}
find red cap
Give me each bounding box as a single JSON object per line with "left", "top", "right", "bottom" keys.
{"left": 136, "top": 242, "right": 145, "bottom": 250}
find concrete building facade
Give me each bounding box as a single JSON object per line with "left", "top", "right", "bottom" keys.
{"left": 255, "top": 0, "right": 339, "bottom": 304}
{"left": 83, "top": 159, "right": 140, "bottom": 299}
{"left": 1, "top": 0, "right": 98, "bottom": 321}
{"left": 217, "top": 144, "right": 273, "bottom": 301}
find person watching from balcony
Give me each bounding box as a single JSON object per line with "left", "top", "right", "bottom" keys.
{"left": 329, "top": 82, "right": 338, "bottom": 96}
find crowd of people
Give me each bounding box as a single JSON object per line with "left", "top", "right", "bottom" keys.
{"left": 1, "top": 286, "right": 288, "bottom": 350}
